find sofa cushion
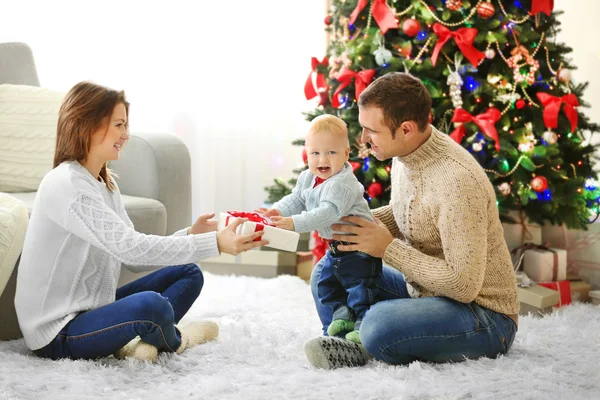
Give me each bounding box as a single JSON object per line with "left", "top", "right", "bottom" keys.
{"left": 0, "top": 84, "right": 64, "bottom": 192}
{"left": 3, "top": 192, "right": 167, "bottom": 236}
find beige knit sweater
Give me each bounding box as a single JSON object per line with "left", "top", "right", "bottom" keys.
{"left": 374, "top": 126, "right": 519, "bottom": 315}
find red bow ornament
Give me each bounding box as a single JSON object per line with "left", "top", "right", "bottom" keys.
{"left": 349, "top": 0, "right": 399, "bottom": 34}
{"left": 331, "top": 68, "right": 376, "bottom": 108}
{"left": 450, "top": 107, "right": 502, "bottom": 151}
{"left": 304, "top": 57, "right": 329, "bottom": 101}
{"left": 530, "top": 0, "right": 554, "bottom": 16}
{"left": 536, "top": 92, "right": 579, "bottom": 132}
{"left": 431, "top": 23, "right": 484, "bottom": 67}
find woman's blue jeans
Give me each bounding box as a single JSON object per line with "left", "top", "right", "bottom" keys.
{"left": 34, "top": 264, "right": 203, "bottom": 360}
{"left": 311, "top": 260, "right": 517, "bottom": 365}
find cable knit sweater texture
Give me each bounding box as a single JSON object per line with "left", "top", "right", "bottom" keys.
{"left": 15, "top": 161, "right": 219, "bottom": 350}
{"left": 272, "top": 162, "right": 373, "bottom": 239}
{"left": 373, "top": 127, "right": 519, "bottom": 316}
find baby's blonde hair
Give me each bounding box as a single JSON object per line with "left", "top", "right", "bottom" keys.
{"left": 307, "top": 114, "right": 350, "bottom": 147}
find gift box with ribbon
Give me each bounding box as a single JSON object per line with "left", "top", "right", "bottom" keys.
{"left": 511, "top": 243, "right": 567, "bottom": 283}
{"left": 537, "top": 281, "right": 572, "bottom": 307}
{"left": 218, "top": 211, "right": 300, "bottom": 252}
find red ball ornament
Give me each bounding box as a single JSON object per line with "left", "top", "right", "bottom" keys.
{"left": 402, "top": 18, "right": 421, "bottom": 37}
{"left": 302, "top": 148, "right": 308, "bottom": 164}
{"left": 367, "top": 182, "right": 383, "bottom": 198}
{"left": 349, "top": 161, "right": 361, "bottom": 172}
{"left": 516, "top": 99, "right": 526, "bottom": 109}
{"left": 477, "top": 2, "right": 495, "bottom": 19}
{"left": 446, "top": 0, "right": 462, "bottom": 11}
{"left": 530, "top": 176, "right": 548, "bottom": 193}
{"left": 324, "top": 15, "right": 333, "bottom": 26}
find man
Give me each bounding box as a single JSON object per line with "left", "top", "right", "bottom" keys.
{"left": 304, "top": 72, "right": 519, "bottom": 370}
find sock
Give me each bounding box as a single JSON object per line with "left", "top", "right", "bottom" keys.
{"left": 113, "top": 337, "right": 158, "bottom": 362}
{"left": 176, "top": 320, "right": 219, "bottom": 354}
{"left": 326, "top": 319, "right": 355, "bottom": 337}
{"left": 345, "top": 330, "right": 361, "bottom": 344}
{"left": 304, "top": 336, "right": 371, "bottom": 370}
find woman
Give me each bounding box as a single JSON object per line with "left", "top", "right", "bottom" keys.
{"left": 14, "top": 81, "right": 267, "bottom": 361}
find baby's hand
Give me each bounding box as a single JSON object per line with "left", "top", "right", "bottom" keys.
{"left": 255, "top": 207, "right": 281, "bottom": 217}
{"left": 271, "top": 216, "right": 295, "bottom": 231}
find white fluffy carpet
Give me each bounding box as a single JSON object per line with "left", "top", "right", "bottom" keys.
{"left": 1, "top": 272, "right": 600, "bottom": 400}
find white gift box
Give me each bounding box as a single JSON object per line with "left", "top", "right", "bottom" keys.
{"left": 523, "top": 247, "right": 567, "bottom": 282}
{"left": 218, "top": 212, "right": 300, "bottom": 252}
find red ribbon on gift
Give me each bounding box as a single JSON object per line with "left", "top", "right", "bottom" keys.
{"left": 304, "top": 57, "right": 329, "bottom": 101}
{"left": 530, "top": 0, "right": 553, "bottom": 16}
{"left": 538, "top": 281, "right": 571, "bottom": 307}
{"left": 331, "top": 68, "right": 376, "bottom": 108}
{"left": 225, "top": 211, "right": 274, "bottom": 242}
{"left": 450, "top": 107, "right": 501, "bottom": 151}
{"left": 349, "top": 0, "right": 399, "bottom": 34}
{"left": 431, "top": 24, "right": 484, "bottom": 67}
{"left": 536, "top": 92, "right": 579, "bottom": 132}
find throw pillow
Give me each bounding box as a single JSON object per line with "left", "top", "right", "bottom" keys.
{"left": 0, "top": 193, "right": 29, "bottom": 297}
{"left": 0, "top": 84, "right": 65, "bottom": 192}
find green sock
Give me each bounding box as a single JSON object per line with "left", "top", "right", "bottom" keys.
{"left": 345, "top": 330, "right": 361, "bottom": 344}
{"left": 327, "top": 319, "right": 355, "bottom": 337}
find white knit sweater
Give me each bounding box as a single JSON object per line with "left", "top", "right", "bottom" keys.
{"left": 15, "top": 161, "right": 219, "bottom": 350}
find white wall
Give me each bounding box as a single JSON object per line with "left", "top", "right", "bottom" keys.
{"left": 0, "top": 0, "right": 325, "bottom": 221}
{"left": 555, "top": 0, "right": 600, "bottom": 145}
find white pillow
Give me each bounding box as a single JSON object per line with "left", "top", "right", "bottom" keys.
{"left": 0, "top": 193, "right": 28, "bottom": 297}
{"left": 0, "top": 84, "right": 65, "bottom": 192}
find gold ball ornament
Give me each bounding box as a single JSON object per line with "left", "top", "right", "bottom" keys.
{"left": 542, "top": 130, "right": 558, "bottom": 144}
{"left": 477, "top": 2, "right": 495, "bottom": 19}
{"left": 498, "top": 182, "right": 511, "bottom": 196}
{"left": 558, "top": 68, "right": 572, "bottom": 83}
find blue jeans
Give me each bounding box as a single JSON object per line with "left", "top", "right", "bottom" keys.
{"left": 317, "top": 251, "right": 382, "bottom": 329}
{"left": 311, "top": 262, "right": 517, "bottom": 365}
{"left": 33, "top": 264, "right": 203, "bottom": 360}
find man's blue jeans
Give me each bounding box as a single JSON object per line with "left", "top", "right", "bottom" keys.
{"left": 34, "top": 264, "right": 203, "bottom": 360}
{"left": 311, "top": 262, "right": 517, "bottom": 365}
{"left": 317, "top": 251, "right": 382, "bottom": 329}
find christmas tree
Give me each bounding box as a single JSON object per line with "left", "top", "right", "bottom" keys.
{"left": 265, "top": 0, "right": 600, "bottom": 230}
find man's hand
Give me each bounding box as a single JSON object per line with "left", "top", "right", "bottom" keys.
{"left": 331, "top": 216, "right": 393, "bottom": 258}
{"left": 271, "top": 216, "right": 295, "bottom": 231}
{"left": 254, "top": 207, "right": 281, "bottom": 218}
{"left": 189, "top": 213, "right": 218, "bottom": 235}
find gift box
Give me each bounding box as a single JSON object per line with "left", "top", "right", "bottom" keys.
{"left": 502, "top": 211, "right": 542, "bottom": 250}
{"left": 569, "top": 280, "right": 592, "bottom": 302}
{"left": 538, "top": 281, "right": 572, "bottom": 307}
{"left": 518, "top": 284, "right": 560, "bottom": 310}
{"left": 296, "top": 251, "right": 313, "bottom": 281}
{"left": 218, "top": 211, "right": 300, "bottom": 252}
{"left": 521, "top": 246, "right": 567, "bottom": 283}
{"left": 200, "top": 249, "right": 297, "bottom": 278}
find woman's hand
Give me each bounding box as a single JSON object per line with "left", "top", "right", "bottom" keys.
{"left": 189, "top": 213, "right": 218, "bottom": 235}
{"left": 216, "top": 218, "right": 269, "bottom": 255}
{"left": 254, "top": 207, "right": 281, "bottom": 218}
{"left": 270, "top": 216, "right": 295, "bottom": 231}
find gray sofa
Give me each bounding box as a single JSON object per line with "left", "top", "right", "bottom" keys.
{"left": 0, "top": 42, "right": 193, "bottom": 340}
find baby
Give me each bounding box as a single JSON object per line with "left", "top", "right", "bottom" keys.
{"left": 257, "top": 114, "right": 382, "bottom": 343}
